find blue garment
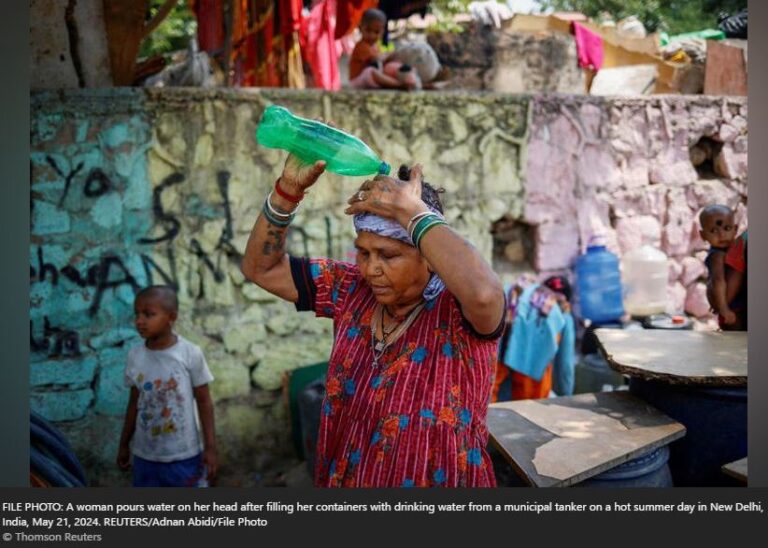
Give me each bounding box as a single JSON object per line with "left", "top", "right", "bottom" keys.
{"left": 500, "top": 283, "right": 576, "bottom": 394}
{"left": 132, "top": 453, "right": 207, "bottom": 487}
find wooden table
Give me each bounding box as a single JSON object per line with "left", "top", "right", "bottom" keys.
{"left": 487, "top": 392, "right": 685, "bottom": 487}
{"left": 722, "top": 457, "right": 748, "bottom": 484}
{"left": 594, "top": 329, "right": 747, "bottom": 386}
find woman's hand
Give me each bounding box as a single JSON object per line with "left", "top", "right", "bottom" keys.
{"left": 344, "top": 164, "right": 429, "bottom": 227}
{"left": 279, "top": 154, "right": 326, "bottom": 197}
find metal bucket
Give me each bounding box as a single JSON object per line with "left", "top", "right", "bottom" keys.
{"left": 629, "top": 377, "right": 747, "bottom": 486}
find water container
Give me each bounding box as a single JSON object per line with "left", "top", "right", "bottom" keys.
{"left": 629, "top": 378, "right": 747, "bottom": 486}
{"left": 256, "top": 105, "right": 390, "bottom": 176}
{"left": 576, "top": 445, "right": 673, "bottom": 487}
{"left": 575, "top": 236, "right": 624, "bottom": 324}
{"left": 623, "top": 245, "right": 668, "bottom": 317}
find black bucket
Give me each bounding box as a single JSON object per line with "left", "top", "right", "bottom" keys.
{"left": 629, "top": 377, "right": 747, "bottom": 486}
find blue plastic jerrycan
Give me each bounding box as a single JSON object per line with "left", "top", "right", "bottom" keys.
{"left": 575, "top": 235, "right": 625, "bottom": 324}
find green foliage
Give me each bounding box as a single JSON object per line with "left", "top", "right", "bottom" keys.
{"left": 428, "top": 0, "right": 476, "bottom": 33}
{"left": 138, "top": 0, "right": 198, "bottom": 59}
{"left": 537, "top": 0, "right": 746, "bottom": 34}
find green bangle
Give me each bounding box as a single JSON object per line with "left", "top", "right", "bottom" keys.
{"left": 409, "top": 213, "right": 441, "bottom": 243}
{"left": 414, "top": 219, "right": 447, "bottom": 250}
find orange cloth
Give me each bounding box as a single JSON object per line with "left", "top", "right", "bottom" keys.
{"left": 335, "top": 0, "right": 379, "bottom": 39}
{"left": 492, "top": 362, "right": 553, "bottom": 402}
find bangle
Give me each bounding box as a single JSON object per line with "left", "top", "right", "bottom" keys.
{"left": 265, "top": 191, "right": 297, "bottom": 218}
{"left": 274, "top": 178, "right": 304, "bottom": 204}
{"left": 262, "top": 196, "right": 294, "bottom": 228}
{"left": 414, "top": 219, "right": 446, "bottom": 251}
{"left": 406, "top": 211, "right": 433, "bottom": 235}
{"left": 409, "top": 213, "right": 441, "bottom": 243}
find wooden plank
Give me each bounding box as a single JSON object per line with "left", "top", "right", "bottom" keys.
{"left": 722, "top": 457, "right": 748, "bottom": 483}
{"left": 704, "top": 40, "right": 747, "bottom": 96}
{"left": 488, "top": 392, "right": 685, "bottom": 487}
{"left": 595, "top": 329, "right": 747, "bottom": 386}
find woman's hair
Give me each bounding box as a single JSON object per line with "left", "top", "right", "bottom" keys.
{"left": 397, "top": 164, "right": 444, "bottom": 214}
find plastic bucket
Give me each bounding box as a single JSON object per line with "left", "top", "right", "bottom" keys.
{"left": 629, "top": 377, "right": 747, "bottom": 486}
{"left": 576, "top": 445, "right": 673, "bottom": 487}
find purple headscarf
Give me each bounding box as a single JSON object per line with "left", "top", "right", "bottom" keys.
{"left": 353, "top": 210, "right": 446, "bottom": 301}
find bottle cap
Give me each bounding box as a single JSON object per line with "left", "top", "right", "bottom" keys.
{"left": 378, "top": 162, "right": 391, "bottom": 176}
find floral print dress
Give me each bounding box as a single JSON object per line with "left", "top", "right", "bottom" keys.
{"left": 290, "top": 257, "right": 502, "bottom": 487}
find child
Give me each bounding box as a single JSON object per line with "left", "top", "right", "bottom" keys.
{"left": 117, "top": 286, "right": 217, "bottom": 486}
{"left": 348, "top": 9, "right": 419, "bottom": 90}
{"left": 699, "top": 205, "right": 741, "bottom": 328}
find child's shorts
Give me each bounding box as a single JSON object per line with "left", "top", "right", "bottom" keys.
{"left": 132, "top": 453, "right": 207, "bottom": 487}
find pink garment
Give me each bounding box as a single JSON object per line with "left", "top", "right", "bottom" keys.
{"left": 349, "top": 66, "right": 381, "bottom": 89}
{"left": 573, "top": 22, "right": 604, "bottom": 70}
{"left": 303, "top": 0, "right": 341, "bottom": 90}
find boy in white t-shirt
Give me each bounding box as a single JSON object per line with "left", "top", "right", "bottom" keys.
{"left": 117, "top": 286, "right": 217, "bottom": 486}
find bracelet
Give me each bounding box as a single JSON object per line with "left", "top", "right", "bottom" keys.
{"left": 406, "top": 211, "right": 433, "bottom": 235}
{"left": 414, "top": 219, "right": 447, "bottom": 251}
{"left": 409, "top": 213, "right": 441, "bottom": 243}
{"left": 262, "top": 196, "right": 294, "bottom": 228}
{"left": 274, "top": 178, "right": 304, "bottom": 204}
{"left": 265, "top": 190, "right": 297, "bottom": 218}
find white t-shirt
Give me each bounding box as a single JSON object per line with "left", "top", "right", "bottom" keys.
{"left": 124, "top": 335, "right": 214, "bottom": 463}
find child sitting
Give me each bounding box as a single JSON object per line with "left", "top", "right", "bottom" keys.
{"left": 699, "top": 204, "right": 742, "bottom": 329}
{"left": 117, "top": 286, "right": 217, "bottom": 486}
{"left": 348, "top": 8, "right": 420, "bottom": 90}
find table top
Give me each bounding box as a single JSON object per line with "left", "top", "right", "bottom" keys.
{"left": 722, "top": 457, "right": 748, "bottom": 483}
{"left": 595, "top": 329, "right": 747, "bottom": 386}
{"left": 488, "top": 392, "right": 686, "bottom": 487}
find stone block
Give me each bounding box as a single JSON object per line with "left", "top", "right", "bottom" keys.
{"left": 533, "top": 221, "right": 580, "bottom": 271}
{"left": 32, "top": 201, "right": 70, "bottom": 235}
{"left": 663, "top": 193, "right": 696, "bottom": 257}
{"left": 668, "top": 258, "right": 683, "bottom": 283}
{"left": 667, "top": 282, "right": 687, "bottom": 314}
{"left": 30, "top": 355, "right": 98, "bottom": 387}
{"left": 615, "top": 216, "right": 662, "bottom": 253}
{"left": 577, "top": 146, "right": 622, "bottom": 192}
{"left": 680, "top": 256, "right": 707, "bottom": 286}
{"left": 223, "top": 324, "right": 266, "bottom": 354}
{"left": 94, "top": 348, "right": 130, "bottom": 415}
{"left": 685, "top": 179, "right": 740, "bottom": 212}
{"left": 684, "top": 282, "right": 711, "bottom": 318}
{"left": 31, "top": 389, "right": 93, "bottom": 422}
{"left": 208, "top": 354, "right": 251, "bottom": 400}
{"left": 648, "top": 156, "right": 698, "bottom": 186}
{"left": 251, "top": 337, "right": 333, "bottom": 391}
{"left": 714, "top": 145, "right": 748, "bottom": 180}
{"left": 88, "top": 328, "right": 140, "bottom": 350}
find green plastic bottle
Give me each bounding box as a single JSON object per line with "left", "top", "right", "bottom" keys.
{"left": 256, "top": 105, "right": 391, "bottom": 177}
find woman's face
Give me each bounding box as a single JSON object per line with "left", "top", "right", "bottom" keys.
{"left": 354, "top": 231, "right": 430, "bottom": 307}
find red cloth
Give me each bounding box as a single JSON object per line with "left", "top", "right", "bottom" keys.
{"left": 725, "top": 232, "right": 747, "bottom": 272}
{"left": 335, "top": 0, "right": 379, "bottom": 39}
{"left": 193, "top": 0, "right": 224, "bottom": 52}
{"left": 305, "top": 258, "right": 498, "bottom": 487}
{"left": 302, "top": 0, "right": 341, "bottom": 90}
{"left": 573, "top": 22, "right": 604, "bottom": 70}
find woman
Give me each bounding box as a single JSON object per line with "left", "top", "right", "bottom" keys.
{"left": 241, "top": 154, "right": 505, "bottom": 487}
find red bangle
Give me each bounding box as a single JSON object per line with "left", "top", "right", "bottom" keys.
{"left": 274, "top": 178, "right": 303, "bottom": 204}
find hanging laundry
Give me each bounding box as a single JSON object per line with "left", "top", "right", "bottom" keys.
{"left": 573, "top": 21, "right": 604, "bottom": 71}
{"left": 335, "top": 0, "right": 379, "bottom": 39}
{"left": 492, "top": 276, "right": 575, "bottom": 401}
{"left": 302, "top": 0, "right": 341, "bottom": 90}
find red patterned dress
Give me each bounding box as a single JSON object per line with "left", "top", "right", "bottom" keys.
{"left": 290, "top": 257, "right": 502, "bottom": 487}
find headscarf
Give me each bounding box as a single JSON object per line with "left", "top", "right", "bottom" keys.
{"left": 353, "top": 210, "right": 446, "bottom": 301}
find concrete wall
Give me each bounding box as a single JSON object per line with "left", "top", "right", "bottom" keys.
{"left": 428, "top": 24, "right": 586, "bottom": 93}
{"left": 30, "top": 89, "right": 746, "bottom": 485}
